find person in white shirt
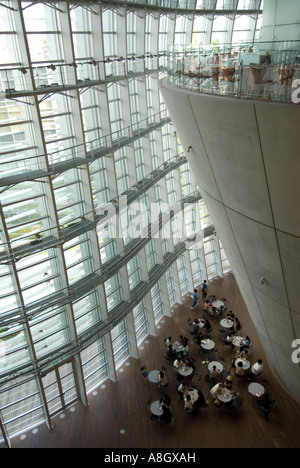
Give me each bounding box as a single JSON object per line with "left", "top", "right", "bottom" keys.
{"left": 210, "top": 382, "right": 223, "bottom": 399}
{"left": 184, "top": 394, "right": 194, "bottom": 413}
{"left": 249, "top": 359, "right": 264, "bottom": 380}
{"left": 252, "top": 359, "right": 263, "bottom": 375}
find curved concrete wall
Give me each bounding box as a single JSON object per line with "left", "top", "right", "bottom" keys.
{"left": 160, "top": 78, "right": 300, "bottom": 402}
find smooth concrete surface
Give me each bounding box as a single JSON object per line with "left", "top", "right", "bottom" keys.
{"left": 159, "top": 78, "right": 300, "bottom": 403}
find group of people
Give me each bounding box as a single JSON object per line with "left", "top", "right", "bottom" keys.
{"left": 147, "top": 280, "right": 273, "bottom": 424}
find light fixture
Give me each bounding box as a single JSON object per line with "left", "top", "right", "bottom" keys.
{"left": 106, "top": 57, "right": 112, "bottom": 63}
{"left": 187, "top": 145, "right": 192, "bottom": 152}
{"left": 47, "top": 64, "right": 56, "bottom": 71}
{"left": 89, "top": 60, "right": 98, "bottom": 67}
{"left": 20, "top": 67, "right": 27, "bottom": 75}
{"left": 260, "top": 277, "right": 266, "bottom": 285}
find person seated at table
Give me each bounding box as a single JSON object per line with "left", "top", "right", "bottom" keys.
{"left": 165, "top": 344, "right": 176, "bottom": 361}
{"left": 232, "top": 317, "right": 242, "bottom": 333}
{"left": 210, "top": 382, "right": 224, "bottom": 399}
{"left": 216, "top": 305, "right": 225, "bottom": 318}
{"left": 179, "top": 335, "right": 189, "bottom": 347}
{"left": 194, "top": 333, "right": 204, "bottom": 346}
{"left": 224, "top": 376, "right": 233, "bottom": 390}
{"left": 208, "top": 295, "right": 217, "bottom": 304}
{"left": 240, "top": 335, "right": 251, "bottom": 351}
{"left": 160, "top": 405, "right": 173, "bottom": 424}
{"left": 181, "top": 343, "right": 190, "bottom": 357}
{"left": 235, "top": 360, "right": 245, "bottom": 378}
{"left": 156, "top": 370, "right": 169, "bottom": 389}
{"left": 256, "top": 391, "right": 275, "bottom": 421}
{"left": 173, "top": 357, "right": 185, "bottom": 380}
{"left": 209, "top": 365, "right": 221, "bottom": 384}
{"left": 203, "top": 318, "right": 212, "bottom": 332}
{"left": 184, "top": 357, "right": 195, "bottom": 372}
{"left": 173, "top": 357, "right": 184, "bottom": 369}
{"left": 248, "top": 359, "right": 264, "bottom": 380}
{"left": 224, "top": 333, "right": 234, "bottom": 348}
{"left": 184, "top": 394, "right": 194, "bottom": 413}
{"left": 226, "top": 310, "right": 235, "bottom": 320}
{"left": 226, "top": 392, "right": 243, "bottom": 413}
{"left": 177, "top": 382, "right": 189, "bottom": 398}
{"left": 164, "top": 336, "right": 174, "bottom": 347}
{"left": 194, "top": 389, "right": 206, "bottom": 408}
{"left": 203, "top": 300, "right": 210, "bottom": 317}
{"left": 160, "top": 393, "right": 171, "bottom": 407}
{"left": 213, "top": 398, "right": 223, "bottom": 409}
{"left": 190, "top": 318, "right": 201, "bottom": 336}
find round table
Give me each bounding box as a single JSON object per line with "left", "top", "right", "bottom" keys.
{"left": 201, "top": 339, "right": 215, "bottom": 350}
{"left": 147, "top": 370, "right": 159, "bottom": 383}
{"left": 248, "top": 382, "right": 265, "bottom": 398}
{"left": 213, "top": 300, "right": 224, "bottom": 309}
{"left": 232, "top": 336, "right": 244, "bottom": 347}
{"left": 208, "top": 361, "right": 224, "bottom": 372}
{"left": 217, "top": 388, "right": 233, "bottom": 403}
{"left": 178, "top": 365, "right": 194, "bottom": 377}
{"left": 220, "top": 318, "right": 233, "bottom": 329}
{"left": 172, "top": 341, "right": 184, "bottom": 353}
{"left": 150, "top": 400, "right": 162, "bottom": 416}
{"left": 235, "top": 358, "right": 250, "bottom": 370}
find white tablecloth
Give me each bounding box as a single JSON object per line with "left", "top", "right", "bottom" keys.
{"left": 248, "top": 382, "right": 265, "bottom": 397}
{"left": 201, "top": 339, "right": 215, "bottom": 350}
{"left": 232, "top": 336, "right": 244, "bottom": 347}
{"left": 148, "top": 370, "right": 159, "bottom": 383}
{"left": 220, "top": 318, "right": 233, "bottom": 328}
{"left": 212, "top": 300, "right": 224, "bottom": 309}
{"left": 150, "top": 400, "right": 162, "bottom": 416}
{"left": 178, "top": 365, "right": 194, "bottom": 376}
{"left": 217, "top": 388, "right": 233, "bottom": 403}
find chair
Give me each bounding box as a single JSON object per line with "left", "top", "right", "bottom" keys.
{"left": 140, "top": 366, "right": 148, "bottom": 379}
{"left": 140, "top": 366, "right": 150, "bottom": 387}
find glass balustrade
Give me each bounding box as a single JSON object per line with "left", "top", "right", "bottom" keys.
{"left": 167, "top": 40, "right": 300, "bottom": 103}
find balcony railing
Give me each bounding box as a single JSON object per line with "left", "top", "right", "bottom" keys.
{"left": 167, "top": 41, "right": 300, "bottom": 104}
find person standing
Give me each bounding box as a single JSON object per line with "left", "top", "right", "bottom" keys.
{"left": 191, "top": 289, "right": 198, "bottom": 309}
{"left": 201, "top": 280, "right": 207, "bottom": 299}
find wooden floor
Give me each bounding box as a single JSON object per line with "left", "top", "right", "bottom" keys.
{"left": 7, "top": 273, "right": 300, "bottom": 449}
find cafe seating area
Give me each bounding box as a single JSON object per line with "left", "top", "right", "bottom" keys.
{"left": 12, "top": 272, "right": 300, "bottom": 449}
{"left": 145, "top": 279, "right": 273, "bottom": 425}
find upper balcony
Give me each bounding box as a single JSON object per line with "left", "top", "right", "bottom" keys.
{"left": 167, "top": 40, "right": 300, "bottom": 104}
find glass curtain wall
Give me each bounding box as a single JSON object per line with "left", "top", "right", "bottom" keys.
{"left": 0, "top": 0, "right": 262, "bottom": 445}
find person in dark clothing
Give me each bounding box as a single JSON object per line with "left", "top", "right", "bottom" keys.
{"left": 160, "top": 394, "right": 171, "bottom": 407}
{"left": 201, "top": 280, "right": 207, "bottom": 298}
{"left": 160, "top": 405, "right": 173, "bottom": 424}
{"left": 194, "top": 390, "right": 206, "bottom": 408}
